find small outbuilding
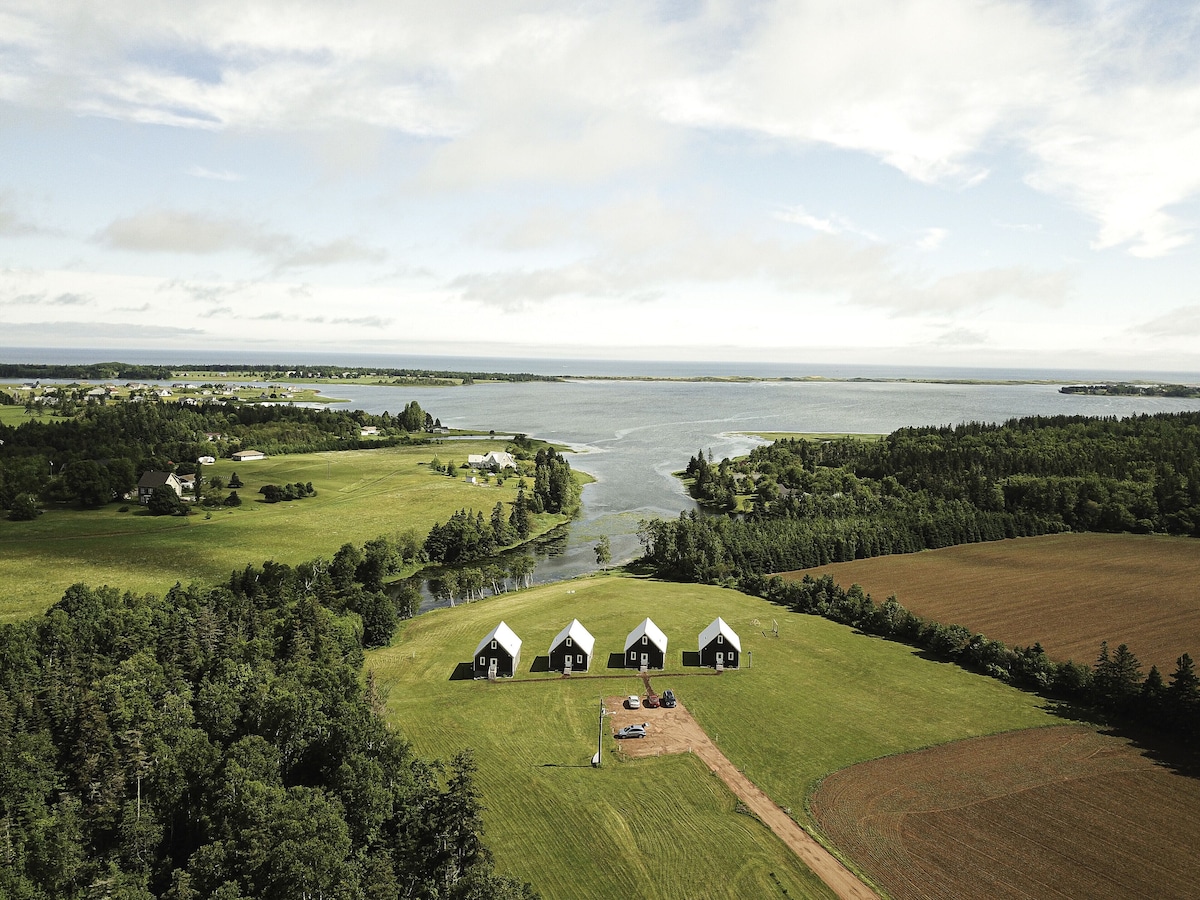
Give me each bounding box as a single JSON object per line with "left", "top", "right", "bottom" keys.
{"left": 473, "top": 621, "right": 522, "bottom": 679}
{"left": 231, "top": 449, "right": 266, "bottom": 461}
{"left": 548, "top": 619, "right": 595, "bottom": 674}
{"left": 624, "top": 618, "right": 668, "bottom": 670}
{"left": 699, "top": 617, "right": 741, "bottom": 669}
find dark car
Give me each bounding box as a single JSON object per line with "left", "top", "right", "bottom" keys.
{"left": 615, "top": 723, "right": 648, "bottom": 739}
{"left": 661, "top": 689, "right": 676, "bottom": 708}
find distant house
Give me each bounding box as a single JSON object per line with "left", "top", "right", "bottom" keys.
{"left": 231, "top": 449, "right": 266, "bottom": 461}
{"left": 473, "top": 621, "right": 522, "bottom": 679}
{"left": 624, "top": 618, "right": 668, "bottom": 670}
{"left": 203, "top": 432, "right": 223, "bottom": 441}
{"left": 137, "top": 471, "right": 183, "bottom": 505}
{"left": 360, "top": 426, "right": 379, "bottom": 436}
{"left": 467, "top": 451, "right": 517, "bottom": 472}
{"left": 197, "top": 456, "right": 216, "bottom": 465}
{"left": 548, "top": 619, "right": 595, "bottom": 674}
{"left": 178, "top": 473, "right": 197, "bottom": 493}
{"left": 698, "top": 617, "right": 741, "bottom": 670}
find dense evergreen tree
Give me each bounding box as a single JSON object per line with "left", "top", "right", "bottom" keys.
{"left": 0, "top": 581, "right": 537, "bottom": 899}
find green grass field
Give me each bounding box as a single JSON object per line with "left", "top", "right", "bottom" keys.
{"left": 369, "top": 576, "right": 1055, "bottom": 899}
{"left": 0, "top": 405, "right": 54, "bottom": 426}
{"left": 0, "top": 442, "right": 585, "bottom": 622}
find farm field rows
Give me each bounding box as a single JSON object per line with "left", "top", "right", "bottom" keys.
{"left": 368, "top": 575, "right": 1054, "bottom": 899}
{"left": 802, "top": 533, "right": 1200, "bottom": 673}
{"left": 811, "top": 725, "right": 1200, "bottom": 900}
{"left": 0, "top": 442, "right": 573, "bottom": 622}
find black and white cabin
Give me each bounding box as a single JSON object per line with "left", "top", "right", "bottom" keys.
{"left": 698, "top": 617, "right": 740, "bottom": 669}
{"left": 548, "top": 618, "right": 595, "bottom": 674}
{"left": 624, "top": 617, "right": 668, "bottom": 670}
{"left": 473, "top": 621, "right": 522, "bottom": 679}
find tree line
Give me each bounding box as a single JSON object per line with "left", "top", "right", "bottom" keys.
{"left": 744, "top": 573, "right": 1199, "bottom": 745}
{"left": 0, "top": 400, "right": 438, "bottom": 517}
{"left": 652, "top": 412, "right": 1200, "bottom": 582}
{"left": 0, "top": 573, "right": 538, "bottom": 900}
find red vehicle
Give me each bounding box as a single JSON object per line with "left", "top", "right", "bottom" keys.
{"left": 644, "top": 691, "right": 660, "bottom": 708}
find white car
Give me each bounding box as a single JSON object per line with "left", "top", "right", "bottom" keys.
{"left": 625, "top": 695, "right": 640, "bottom": 709}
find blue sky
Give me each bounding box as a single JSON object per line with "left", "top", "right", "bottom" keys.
{"left": 2, "top": 0, "right": 1200, "bottom": 370}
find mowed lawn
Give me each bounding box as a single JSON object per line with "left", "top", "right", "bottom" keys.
{"left": 0, "top": 442, "right": 559, "bottom": 622}
{"left": 369, "top": 576, "right": 1054, "bottom": 899}
{"left": 802, "top": 533, "right": 1200, "bottom": 673}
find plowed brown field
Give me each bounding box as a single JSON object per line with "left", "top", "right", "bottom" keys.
{"left": 810, "top": 725, "right": 1200, "bottom": 900}
{"left": 798, "top": 533, "right": 1200, "bottom": 672}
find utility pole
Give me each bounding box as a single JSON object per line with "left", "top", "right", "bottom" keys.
{"left": 593, "top": 696, "right": 604, "bottom": 766}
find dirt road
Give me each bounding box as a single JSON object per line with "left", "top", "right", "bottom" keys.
{"left": 607, "top": 694, "right": 879, "bottom": 900}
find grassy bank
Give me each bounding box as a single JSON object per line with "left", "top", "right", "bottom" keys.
{"left": 0, "top": 441, "right": 589, "bottom": 622}
{"left": 368, "top": 575, "right": 1054, "bottom": 899}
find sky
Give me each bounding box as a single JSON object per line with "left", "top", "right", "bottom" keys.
{"left": 2, "top": 0, "right": 1200, "bottom": 372}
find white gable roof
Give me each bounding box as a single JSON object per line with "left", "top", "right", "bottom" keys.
{"left": 474, "top": 621, "right": 522, "bottom": 658}
{"left": 624, "top": 617, "right": 668, "bottom": 653}
{"left": 549, "top": 618, "right": 595, "bottom": 657}
{"left": 698, "top": 617, "right": 741, "bottom": 652}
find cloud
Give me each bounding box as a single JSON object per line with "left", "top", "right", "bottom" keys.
{"left": 0, "top": 289, "right": 90, "bottom": 308}
{"left": 276, "top": 238, "right": 387, "bottom": 270}
{"left": 775, "top": 205, "right": 879, "bottom": 241}
{"left": 186, "top": 165, "right": 242, "bottom": 181}
{"left": 0, "top": 193, "right": 42, "bottom": 236}
{"left": 1134, "top": 305, "right": 1200, "bottom": 337}
{"left": 929, "top": 327, "right": 989, "bottom": 347}
{"left": 452, "top": 212, "right": 1068, "bottom": 317}
{"left": 0, "top": 321, "right": 207, "bottom": 343}
{"left": 96, "top": 209, "right": 387, "bottom": 270}
{"left": 915, "top": 228, "right": 947, "bottom": 252}
{"left": 50, "top": 292, "right": 93, "bottom": 306}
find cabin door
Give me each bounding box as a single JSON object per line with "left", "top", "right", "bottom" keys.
{"left": 490, "top": 657, "right": 498, "bottom": 673}
{"left": 716, "top": 652, "right": 724, "bottom": 667}
{"left": 640, "top": 652, "right": 648, "bottom": 667}
{"left": 564, "top": 655, "right": 572, "bottom": 673}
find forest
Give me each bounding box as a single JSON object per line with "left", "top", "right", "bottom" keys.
{"left": 644, "top": 412, "right": 1200, "bottom": 746}
{"left": 0, "top": 570, "right": 537, "bottom": 899}
{"left": 0, "top": 399, "right": 436, "bottom": 516}
{"left": 655, "top": 412, "right": 1200, "bottom": 582}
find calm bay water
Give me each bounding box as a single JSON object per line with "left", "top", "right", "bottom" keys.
{"left": 10, "top": 347, "right": 1200, "bottom": 589}
{"left": 317, "top": 378, "right": 1200, "bottom": 586}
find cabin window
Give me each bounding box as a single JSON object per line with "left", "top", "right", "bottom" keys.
{"left": 642, "top": 636, "right": 647, "bottom": 645}
{"left": 577, "top": 654, "right": 583, "bottom": 664}
{"left": 717, "top": 634, "right": 723, "bottom": 644}
{"left": 566, "top": 637, "right": 572, "bottom": 647}
{"left": 478, "top": 656, "right": 485, "bottom": 666}
{"left": 630, "top": 651, "right": 637, "bottom": 661}
{"left": 491, "top": 640, "right": 496, "bottom": 649}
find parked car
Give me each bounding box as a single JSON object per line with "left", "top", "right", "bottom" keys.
{"left": 661, "top": 689, "right": 676, "bottom": 708}
{"left": 615, "top": 723, "right": 648, "bottom": 739}
{"left": 644, "top": 692, "right": 660, "bottom": 708}
{"left": 625, "top": 695, "right": 640, "bottom": 709}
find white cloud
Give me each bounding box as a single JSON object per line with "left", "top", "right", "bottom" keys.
{"left": 94, "top": 209, "right": 387, "bottom": 271}
{"left": 5, "top": 1, "right": 1200, "bottom": 258}
{"left": 915, "top": 228, "right": 947, "bottom": 252}
{"left": 0, "top": 192, "right": 42, "bottom": 236}
{"left": 451, "top": 196, "right": 1068, "bottom": 317}
{"left": 186, "top": 165, "right": 242, "bottom": 181}
{"left": 1134, "top": 305, "right": 1200, "bottom": 337}
{"left": 775, "top": 205, "right": 879, "bottom": 241}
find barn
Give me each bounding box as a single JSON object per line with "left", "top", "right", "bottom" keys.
{"left": 698, "top": 617, "right": 741, "bottom": 669}
{"left": 624, "top": 618, "right": 668, "bottom": 670}
{"left": 548, "top": 619, "right": 595, "bottom": 674}
{"left": 473, "top": 621, "right": 522, "bottom": 679}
